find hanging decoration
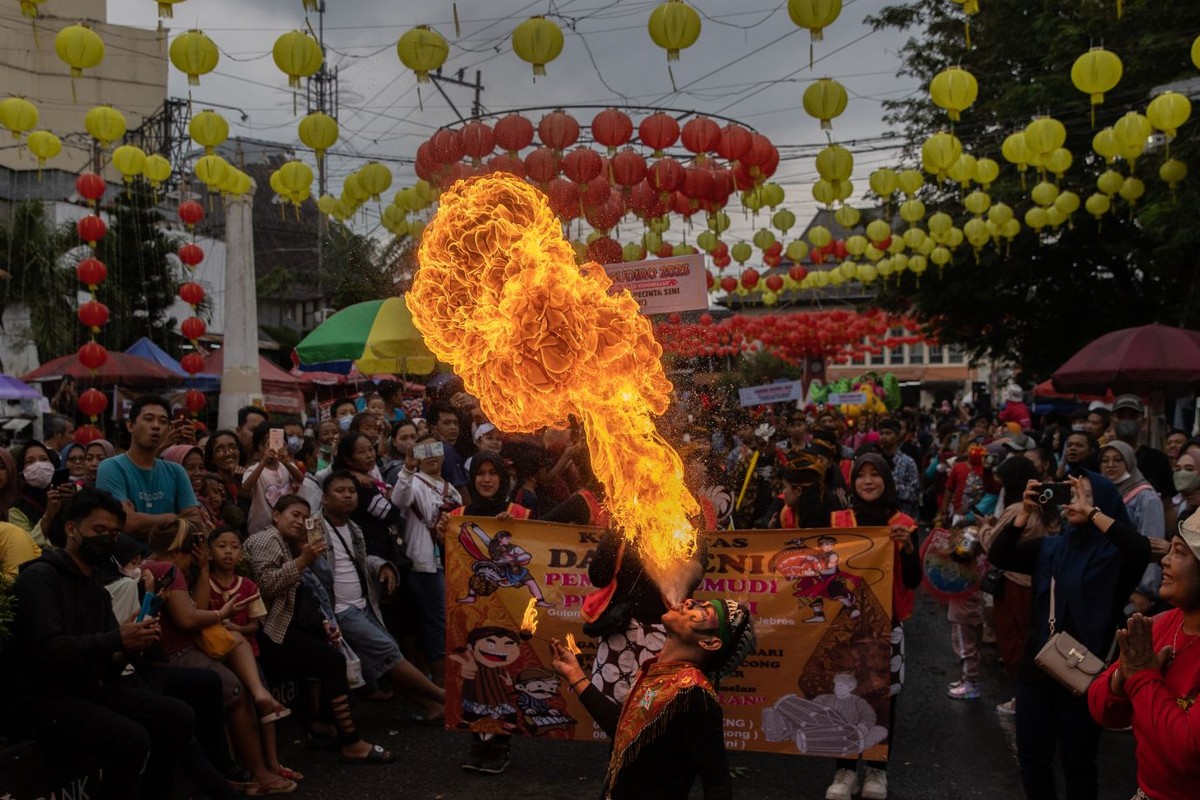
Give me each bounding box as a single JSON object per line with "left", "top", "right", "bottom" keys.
{"left": 929, "top": 66, "right": 978, "bottom": 122}
{"left": 299, "top": 111, "right": 339, "bottom": 164}
{"left": 84, "top": 105, "right": 126, "bottom": 149}
{"left": 787, "top": 0, "right": 842, "bottom": 67}
{"left": 26, "top": 129, "right": 61, "bottom": 170}
{"left": 511, "top": 16, "right": 564, "bottom": 77}
{"left": 802, "top": 78, "right": 848, "bottom": 132}
{"left": 647, "top": 0, "right": 702, "bottom": 62}
{"left": 155, "top": 0, "right": 186, "bottom": 17}
{"left": 1070, "top": 47, "right": 1122, "bottom": 127}
{"left": 55, "top": 23, "right": 104, "bottom": 98}
{"left": 169, "top": 29, "right": 219, "bottom": 86}
{"left": 0, "top": 96, "right": 38, "bottom": 139}
{"left": 188, "top": 109, "right": 229, "bottom": 154}
{"left": 396, "top": 25, "right": 449, "bottom": 83}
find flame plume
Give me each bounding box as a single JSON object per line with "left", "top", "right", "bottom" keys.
{"left": 411, "top": 174, "right": 699, "bottom": 570}
{"left": 519, "top": 597, "right": 539, "bottom": 641}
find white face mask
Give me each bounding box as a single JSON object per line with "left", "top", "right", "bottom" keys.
{"left": 122, "top": 563, "right": 142, "bottom": 580}
{"left": 23, "top": 460, "right": 54, "bottom": 489}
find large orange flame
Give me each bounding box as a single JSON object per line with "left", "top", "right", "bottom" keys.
{"left": 411, "top": 174, "right": 698, "bottom": 571}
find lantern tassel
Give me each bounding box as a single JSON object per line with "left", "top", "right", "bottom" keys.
{"left": 668, "top": 65, "right": 678, "bottom": 94}
{"left": 964, "top": 21, "right": 971, "bottom": 50}
{"left": 454, "top": 3, "right": 462, "bottom": 38}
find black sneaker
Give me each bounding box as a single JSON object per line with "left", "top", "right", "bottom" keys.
{"left": 477, "top": 755, "right": 510, "bottom": 774}
{"left": 461, "top": 752, "right": 485, "bottom": 772}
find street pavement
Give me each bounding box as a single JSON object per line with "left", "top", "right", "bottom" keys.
{"left": 274, "top": 592, "right": 1138, "bottom": 799}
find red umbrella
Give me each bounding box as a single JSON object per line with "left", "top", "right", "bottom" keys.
{"left": 1050, "top": 323, "right": 1200, "bottom": 393}
{"left": 23, "top": 351, "right": 182, "bottom": 387}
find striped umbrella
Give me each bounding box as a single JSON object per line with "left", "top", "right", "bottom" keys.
{"left": 294, "top": 296, "right": 436, "bottom": 375}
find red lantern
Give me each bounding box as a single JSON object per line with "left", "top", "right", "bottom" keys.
{"left": 78, "top": 300, "right": 109, "bottom": 329}
{"left": 74, "top": 425, "right": 104, "bottom": 445}
{"left": 524, "top": 147, "right": 561, "bottom": 184}
{"left": 584, "top": 192, "right": 624, "bottom": 231}
{"left": 178, "top": 281, "right": 205, "bottom": 306}
{"left": 713, "top": 253, "right": 731, "bottom": 268}
{"left": 789, "top": 265, "right": 808, "bottom": 282}
{"left": 78, "top": 342, "right": 108, "bottom": 370}
{"left": 706, "top": 270, "right": 715, "bottom": 290}
{"left": 562, "top": 147, "right": 603, "bottom": 184}
{"left": 177, "top": 242, "right": 204, "bottom": 267}
{"left": 763, "top": 254, "right": 782, "bottom": 268}
{"left": 180, "top": 353, "right": 206, "bottom": 375}
{"left": 487, "top": 152, "right": 526, "bottom": 178}
{"left": 581, "top": 172, "right": 610, "bottom": 206}
{"left": 591, "top": 108, "right": 633, "bottom": 153}
{"left": 683, "top": 166, "right": 715, "bottom": 202}
{"left": 77, "top": 388, "right": 108, "bottom": 417}
{"left": 667, "top": 312, "right": 682, "bottom": 325}
{"left": 656, "top": 243, "right": 674, "bottom": 258}
{"left": 741, "top": 269, "right": 760, "bottom": 289}
{"left": 459, "top": 121, "right": 495, "bottom": 162}
{"left": 77, "top": 215, "right": 107, "bottom": 247}
{"left": 586, "top": 236, "right": 623, "bottom": 265}
{"left": 184, "top": 389, "right": 207, "bottom": 413}
{"left": 681, "top": 116, "right": 721, "bottom": 155}
{"left": 720, "top": 276, "right": 737, "bottom": 293}
{"left": 638, "top": 112, "right": 680, "bottom": 156}
{"left": 76, "top": 257, "right": 107, "bottom": 287}
{"left": 647, "top": 158, "right": 684, "bottom": 194}
{"left": 740, "top": 133, "right": 774, "bottom": 168}
{"left": 75, "top": 172, "right": 106, "bottom": 204}
{"left": 832, "top": 240, "right": 848, "bottom": 259}
{"left": 494, "top": 114, "right": 535, "bottom": 154}
{"left": 765, "top": 274, "right": 784, "bottom": 292}
{"left": 429, "top": 128, "right": 464, "bottom": 164}
{"left": 181, "top": 316, "right": 207, "bottom": 340}
{"left": 711, "top": 241, "right": 729, "bottom": 259}
{"left": 754, "top": 145, "right": 780, "bottom": 179}
{"left": 178, "top": 200, "right": 204, "bottom": 228}
{"left": 538, "top": 110, "right": 580, "bottom": 151}
{"left": 610, "top": 148, "right": 647, "bottom": 187}
{"left": 437, "top": 161, "right": 471, "bottom": 190}
{"left": 547, "top": 178, "right": 582, "bottom": 221}
{"left": 699, "top": 313, "right": 713, "bottom": 326}
{"left": 716, "top": 124, "right": 752, "bottom": 162}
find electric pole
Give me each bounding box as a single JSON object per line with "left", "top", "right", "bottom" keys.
{"left": 305, "top": 1, "right": 339, "bottom": 323}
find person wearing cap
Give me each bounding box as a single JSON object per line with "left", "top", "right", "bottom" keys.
{"left": 1089, "top": 511, "right": 1200, "bottom": 800}
{"left": 767, "top": 451, "right": 841, "bottom": 529}
{"left": 1111, "top": 394, "right": 1176, "bottom": 526}
{"left": 550, "top": 598, "right": 755, "bottom": 799}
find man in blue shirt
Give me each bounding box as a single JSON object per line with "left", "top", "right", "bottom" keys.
{"left": 96, "top": 394, "right": 201, "bottom": 540}
{"left": 432, "top": 403, "right": 469, "bottom": 492}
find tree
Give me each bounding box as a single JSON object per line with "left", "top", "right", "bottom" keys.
{"left": 0, "top": 201, "right": 77, "bottom": 363}
{"left": 323, "top": 224, "right": 410, "bottom": 309}
{"left": 866, "top": 0, "right": 1200, "bottom": 379}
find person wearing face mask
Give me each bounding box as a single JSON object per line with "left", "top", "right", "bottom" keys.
{"left": 99, "top": 532, "right": 148, "bottom": 624}
{"left": 10, "top": 488, "right": 198, "bottom": 800}
{"left": 1173, "top": 452, "right": 1200, "bottom": 521}
{"left": 331, "top": 398, "right": 359, "bottom": 435}
{"left": 316, "top": 419, "right": 340, "bottom": 472}
{"left": 8, "top": 441, "right": 71, "bottom": 549}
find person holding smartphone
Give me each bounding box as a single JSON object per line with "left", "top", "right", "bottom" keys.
{"left": 243, "top": 424, "right": 302, "bottom": 536}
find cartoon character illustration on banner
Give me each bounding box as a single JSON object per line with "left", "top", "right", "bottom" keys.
{"left": 451, "top": 626, "right": 522, "bottom": 733}
{"left": 455, "top": 522, "right": 553, "bottom": 606}
{"left": 771, "top": 535, "right": 863, "bottom": 623}
{"left": 761, "top": 672, "right": 889, "bottom": 756}
{"left": 514, "top": 667, "right": 576, "bottom": 734}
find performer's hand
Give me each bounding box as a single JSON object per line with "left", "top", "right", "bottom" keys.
{"left": 549, "top": 639, "right": 586, "bottom": 685}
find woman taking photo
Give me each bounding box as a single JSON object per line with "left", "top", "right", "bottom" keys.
{"left": 1089, "top": 512, "right": 1200, "bottom": 799}
{"left": 988, "top": 472, "right": 1168, "bottom": 800}
{"left": 245, "top": 495, "right": 395, "bottom": 764}
{"left": 332, "top": 433, "right": 403, "bottom": 562}
{"left": 9, "top": 441, "right": 67, "bottom": 548}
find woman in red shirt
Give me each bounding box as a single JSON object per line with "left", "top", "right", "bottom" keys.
{"left": 1089, "top": 513, "right": 1200, "bottom": 800}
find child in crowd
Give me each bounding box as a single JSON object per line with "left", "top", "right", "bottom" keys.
{"left": 208, "top": 527, "right": 267, "bottom": 656}
{"left": 243, "top": 425, "right": 303, "bottom": 535}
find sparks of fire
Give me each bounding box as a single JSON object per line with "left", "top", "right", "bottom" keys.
{"left": 519, "top": 597, "right": 538, "bottom": 641}
{"left": 409, "top": 174, "right": 700, "bottom": 571}
{"left": 565, "top": 633, "right": 581, "bottom": 655}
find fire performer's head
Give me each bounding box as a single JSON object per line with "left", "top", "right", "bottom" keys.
{"left": 662, "top": 598, "right": 756, "bottom": 686}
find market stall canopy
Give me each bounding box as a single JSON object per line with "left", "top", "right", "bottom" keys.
{"left": 202, "top": 350, "right": 305, "bottom": 414}
{"left": 125, "top": 337, "right": 221, "bottom": 392}
{"left": 294, "top": 297, "right": 436, "bottom": 375}
{"left": 1050, "top": 323, "right": 1200, "bottom": 393}
{"left": 22, "top": 352, "right": 182, "bottom": 387}
{"left": 0, "top": 374, "right": 42, "bottom": 401}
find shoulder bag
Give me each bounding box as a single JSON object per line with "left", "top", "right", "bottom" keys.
{"left": 1034, "top": 577, "right": 1106, "bottom": 696}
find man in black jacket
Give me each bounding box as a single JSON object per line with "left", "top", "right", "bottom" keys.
{"left": 11, "top": 488, "right": 193, "bottom": 800}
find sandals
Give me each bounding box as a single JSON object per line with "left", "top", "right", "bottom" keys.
{"left": 275, "top": 766, "right": 304, "bottom": 781}
{"left": 341, "top": 744, "right": 396, "bottom": 765}
{"left": 257, "top": 699, "right": 293, "bottom": 725}
{"left": 244, "top": 777, "right": 297, "bottom": 795}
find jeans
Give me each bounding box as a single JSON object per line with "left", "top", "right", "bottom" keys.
{"left": 407, "top": 569, "right": 446, "bottom": 661}
{"left": 1015, "top": 676, "right": 1102, "bottom": 800}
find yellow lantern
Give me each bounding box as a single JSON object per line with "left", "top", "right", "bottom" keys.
{"left": 273, "top": 31, "right": 323, "bottom": 89}
{"left": 815, "top": 144, "right": 853, "bottom": 182}
{"left": 864, "top": 218, "right": 890, "bottom": 244}
{"left": 111, "top": 145, "right": 147, "bottom": 183}
{"left": 511, "top": 16, "right": 564, "bottom": 76}
{"left": 808, "top": 225, "right": 832, "bottom": 248}
{"left": 188, "top": 109, "right": 228, "bottom": 154}
{"left": 1097, "top": 169, "right": 1125, "bottom": 196}
{"left": 397, "top": 26, "right": 449, "bottom": 83}
{"left": 1023, "top": 116, "right": 1066, "bottom": 158}
{"left": 802, "top": 78, "right": 848, "bottom": 131}
{"left": 930, "top": 246, "right": 951, "bottom": 268}
{"left": 812, "top": 179, "right": 836, "bottom": 206}
{"left": 55, "top": 24, "right": 105, "bottom": 79}
{"left": 84, "top": 105, "right": 126, "bottom": 148}
{"left": 929, "top": 66, "right": 978, "bottom": 122}
{"left": 868, "top": 168, "right": 898, "bottom": 197}
{"left": 1024, "top": 207, "right": 1048, "bottom": 232}
{"left": 856, "top": 263, "right": 878, "bottom": 283}
{"left": 1001, "top": 219, "right": 1020, "bottom": 240}
{"left": 1146, "top": 91, "right": 1192, "bottom": 140}
{"left": 761, "top": 182, "right": 785, "bottom": 207}
{"left": 1113, "top": 111, "right": 1151, "bottom": 151}
{"left": 342, "top": 172, "right": 366, "bottom": 206}
{"left": 897, "top": 169, "right": 924, "bottom": 196}
{"left": 318, "top": 194, "right": 338, "bottom": 217}
{"left": 974, "top": 157, "right": 999, "bottom": 188}
{"left": 899, "top": 199, "right": 925, "bottom": 225}
{"left": 908, "top": 254, "right": 927, "bottom": 277}
{"left": 1085, "top": 192, "right": 1110, "bottom": 220}
{"left": 1159, "top": 159, "right": 1187, "bottom": 194}
{"left": 1045, "top": 207, "right": 1066, "bottom": 228}
{"left": 787, "top": 0, "right": 842, "bottom": 42}
{"left": 1070, "top": 47, "right": 1122, "bottom": 125}
{"left": 26, "top": 130, "right": 60, "bottom": 165}
{"left": 1194, "top": 35, "right": 1200, "bottom": 70}
{"left": 1001, "top": 132, "right": 1031, "bottom": 175}
{"left": 838, "top": 260, "right": 857, "bottom": 279}
{"left": 835, "top": 206, "right": 861, "bottom": 229}
{"left": 19, "top": 1, "right": 47, "bottom": 17}
{"left": 963, "top": 190, "right": 991, "bottom": 216}
{"left": 946, "top": 153, "right": 976, "bottom": 186}
{"left": 169, "top": 29, "right": 219, "bottom": 86}
{"left": 987, "top": 203, "right": 1013, "bottom": 228}
{"left": 927, "top": 211, "right": 953, "bottom": 237}
{"left": 1092, "top": 127, "right": 1119, "bottom": 164}
{"left": 156, "top": 0, "right": 186, "bottom": 17}
{"left": 921, "top": 132, "right": 962, "bottom": 179}
{"left": 1118, "top": 177, "right": 1145, "bottom": 205}
{"left": 647, "top": 1, "right": 702, "bottom": 62}
{"left": 194, "top": 154, "right": 231, "bottom": 189}
{"left": 277, "top": 160, "right": 314, "bottom": 205}
{"left": 299, "top": 112, "right": 339, "bottom": 164}
{"left": 963, "top": 217, "right": 989, "bottom": 247}
{"left": 772, "top": 208, "right": 796, "bottom": 233}
{"left": 358, "top": 162, "right": 393, "bottom": 201}
{"left": 1054, "top": 191, "right": 1080, "bottom": 218}
{"left": 754, "top": 229, "right": 777, "bottom": 250}
{"left": 833, "top": 179, "right": 852, "bottom": 202}
{"left": 1045, "top": 148, "right": 1072, "bottom": 180}
{"left": 786, "top": 240, "right": 808, "bottom": 262}
{"left": 0, "top": 96, "right": 38, "bottom": 139}
{"left": 143, "top": 154, "right": 172, "bottom": 188}
{"left": 731, "top": 241, "right": 752, "bottom": 264}
{"left": 1030, "top": 180, "right": 1059, "bottom": 207}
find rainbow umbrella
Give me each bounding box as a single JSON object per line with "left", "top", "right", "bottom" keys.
{"left": 294, "top": 297, "right": 436, "bottom": 375}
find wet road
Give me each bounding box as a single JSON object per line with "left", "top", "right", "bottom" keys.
{"left": 274, "top": 592, "right": 1138, "bottom": 799}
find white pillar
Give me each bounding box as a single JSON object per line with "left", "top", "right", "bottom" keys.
{"left": 218, "top": 184, "right": 263, "bottom": 429}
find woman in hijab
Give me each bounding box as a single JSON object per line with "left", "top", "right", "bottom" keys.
{"left": 162, "top": 444, "right": 220, "bottom": 533}
{"left": 58, "top": 443, "right": 87, "bottom": 482}
{"left": 82, "top": 439, "right": 116, "bottom": 486}
{"left": 8, "top": 441, "right": 63, "bottom": 548}
{"left": 822, "top": 453, "right": 921, "bottom": 800}
{"left": 1100, "top": 440, "right": 1166, "bottom": 616}
{"left": 988, "top": 471, "right": 1169, "bottom": 800}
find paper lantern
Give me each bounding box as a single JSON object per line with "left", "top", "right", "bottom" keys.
{"left": 494, "top": 114, "right": 534, "bottom": 153}
{"left": 647, "top": 1, "right": 702, "bottom": 61}
{"left": 681, "top": 116, "right": 721, "bottom": 154}
{"left": 772, "top": 209, "right": 796, "bottom": 233}
{"left": 868, "top": 168, "right": 898, "bottom": 198}
{"left": 1092, "top": 127, "right": 1119, "bottom": 164}
{"left": 946, "top": 154, "right": 977, "bottom": 186}
{"left": 459, "top": 121, "right": 495, "bottom": 162}
{"left": 1030, "top": 181, "right": 1059, "bottom": 207}
{"left": 1070, "top": 47, "right": 1122, "bottom": 124}
{"left": 1023, "top": 117, "right": 1066, "bottom": 157}
{"left": 741, "top": 268, "right": 760, "bottom": 289}
{"left": 815, "top": 144, "right": 853, "bottom": 182}
{"left": 788, "top": 264, "right": 808, "bottom": 282}
{"left": 180, "top": 353, "right": 206, "bottom": 375}
{"left": 179, "top": 283, "right": 206, "bottom": 308}
{"left": 591, "top": 108, "right": 633, "bottom": 153}
{"left": 1118, "top": 177, "right": 1145, "bottom": 205}
{"left": 189, "top": 109, "right": 229, "bottom": 154}
{"left": 77, "top": 215, "right": 107, "bottom": 247}
{"left": 1113, "top": 112, "right": 1151, "bottom": 164}
{"left": 802, "top": 78, "right": 848, "bottom": 130}
{"left": 1054, "top": 191, "right": 1080, "bottom": 217}
{"left": 55, "top": 24, "right": 105, "bottom": 78}
{"left": 897, "top": 169, "right": 924, "bottom": 196}
{"left": 77, "top": 388, "right": 108, "bottom": 418}
{"left": 76, "top": 257, "right": 107, "bottom": 288}
{"left": 1045, "top": 148, "right": 1072, "bottom": 180}
{"left": 1085, "top": 192, "right": 1111, "bottom": 220}
{"left": 25, "top": 130, "right": 60, "bottom": 166}
{"left": 18, "top": 0, "right": 47, "bottom": 18}
{"left": 929, "top": 66, "right": 978, "bottom": 122}
{"left": 963, "top": 190, "right": 991, "bottom": 216}
{"left": 177, "top": 242, "right": 204, "bottom": 268}
{"left": 562, "top": 148, "right": 603, "bottom": 184}
{"left": 787, "top": 0, "right": 842, "bottom": 42}
{"left": 178, "top": 200, "right": 204, "bottom": 228}
{"left": 974, "top": 158, "right": 1000, "bottom": 188}
{"left": 273, "top": 30, "right": 323, "bottom": 88}
{"left": 181, "top": 317, "right": 206, "bottom": 340}
{"left": 84, "top": 106, "right": 126, "bottom": 149}
{"left": 537, "top": 110, "right": 580, "bottom": 152}
{"left": 396, "top": 25, "right": 448, "bottom": 83}
{"left": 75, "top": 172, "right": 106, "bottom": 203}
{"left": 169, "top": 29, "right": 219, "bottom": 86}
{"left": 78, "top": 300, "right": 109, "bottom": 330}
{"left": 1146, "top": 92, "right": 1192, "bottom": 140}
{"left": 78, "top": 342, "right": 108, "bottom": 370}
{"left": 834, "top": 206, "right": 860, "bottom": 228}
{"left": 586, "top": 236, "right": 623, "bottom": 265}
{"left": 358, "top": 162, "right": 393, "bottom": 201}
{"left": 143, "top": 155, "right": 172, "bottom": 188}
{"left": 184, "top": 389, "right": 207, "bottom": 413}
{"left": 639, "top": 112, "right": 680, "bottom": 156}
{"left": 731, "top": 241, "right": 752, "bottom": 264}
{"left": 156, "top": 0, "right": 186, "bottom": 17}
{"left": 511, "top": 16, "right": 563, "bottom": 76}
{"left": 921, "top": 132, "right": 962, "bottom": 178}
{"left": 111, "top": 145, "right": 146, "bottom": 183}
{"left": 1001, "top": 132, "right": 1031, "bottom": 172}
{"left": 0, "top": 96, "right": 37, "bottom": 139}
{"left": 194, "top": 154, "right": 231, "bottom": 189}
{"left": 1159, "top": 159, "right": 1187, "bottom": 191}
{"left": 1097, "top": 169, "right": 1124, "bottom": 196}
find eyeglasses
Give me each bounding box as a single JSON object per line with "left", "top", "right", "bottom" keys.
{"left": 213, "top": 444, "right": 239, "bottom": 454}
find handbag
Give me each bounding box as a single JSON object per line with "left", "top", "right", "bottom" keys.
{"left": 195, "top": 622, "right": 239, "bottom": 659}
{"left": 338, "top": 638, "right": 365, "bottom": 689}
{"left": 980, "top": 567, "right": 1006, "bottom": 598}
{"left": 1034, "top": 578, "right": 1106, "bottom": 696}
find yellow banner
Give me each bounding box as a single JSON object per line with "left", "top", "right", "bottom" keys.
{"left": 445, "top": 518, "right": 895, "bottom": 760}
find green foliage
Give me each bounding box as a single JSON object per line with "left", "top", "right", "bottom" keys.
{"left": 715, "top": 351, "right": 803, "bottom": 392}
{"left": 0, "top": 201, "right": 77, "bottom": 362}
{"left": 323, "top": 224, "right": 409, "bottom": 310}
{"left": 866, "top": 0, "right": 1200, "bottom": 378}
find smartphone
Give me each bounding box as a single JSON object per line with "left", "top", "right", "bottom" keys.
{"left": 1036, "top": 482, "right": 1073, "bottom": 505}
{"left": 304, "top": 516, "right": 323, "bottom": 545}
{"left": 268, "top": 427, "right": 285, "bottom": 453}
{"left": 137, "top": 565, "right": 177, "bottom": 621}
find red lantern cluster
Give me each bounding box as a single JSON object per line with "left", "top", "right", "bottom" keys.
{"left": 74, "top": 175, "right": 111, "bottom": 425}
{"left": 654, "top": 309, "right": 923, "bottom": 365}
{"left": 77, "top": 388, "right": 108, "bottom": 417}
{"left": 176, "top": 235, "right": 208, "bottom": 413}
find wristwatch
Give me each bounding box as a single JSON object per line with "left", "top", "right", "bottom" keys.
{"left": 1087, "top": 507, "right": 1102, "bottom": 524}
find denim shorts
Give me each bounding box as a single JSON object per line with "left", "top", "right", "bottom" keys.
{"left": 335, "top": 605, "right": 403, "bottom": 684}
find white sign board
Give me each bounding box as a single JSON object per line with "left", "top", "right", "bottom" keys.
{"left": 604, "top": 253, "right": 709, "bottom": 316}
{"left": 738, "top": 380, "right": 804, "bottom": 407}
{"left": 828, "top": 392, "right": 869, "bottom": 405}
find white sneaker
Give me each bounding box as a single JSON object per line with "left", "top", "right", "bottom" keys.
{"left": 861, "top": 767, "right": 888, "bottom": 800}
{"left": 825, "top": 768, "right": 859, "bottom": 800}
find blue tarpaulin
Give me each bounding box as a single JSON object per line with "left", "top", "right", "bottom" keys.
{"left": 124, "top": 337, "right": 221, "bottom": 392}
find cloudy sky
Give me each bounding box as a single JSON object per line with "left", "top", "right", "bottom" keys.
{"left": 108, "top": 0, "right": 916, "bottom": 241}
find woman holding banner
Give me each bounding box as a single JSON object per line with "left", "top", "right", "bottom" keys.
{"left": 822, "top": 453, "right": 922, "bottom": 800}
